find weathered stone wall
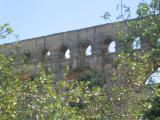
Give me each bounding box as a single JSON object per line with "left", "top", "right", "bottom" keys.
{"left": 0, "top": 21, "right": 150, "bottom": 87}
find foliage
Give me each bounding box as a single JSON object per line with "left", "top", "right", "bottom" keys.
{"left": 0, "top": 53, "right": 109, "bottom": 119}
{"left": 0, "top": 22, "right": 110, "bottom": 120}
{"left": 76, "top": 69, "right": 103, "bottom": 87}
{"left": 103, "top": 0, "right": 160, "bottom": 119}
{"left": 0, "top": 0, "right": 159, "bottom": 119}
{"left": 141, "top": 85, "right": 160, "bottom": 120}
{"left": 0, "top": 23, "right": 13, "bottom": 39}
{"left": 54, "top": 80, "right": 109, "bottom": 120}
{"left": 0, "top": 55, "right": 55, "bottom": 119}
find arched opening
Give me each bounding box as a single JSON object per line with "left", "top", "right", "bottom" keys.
{"left": 108, "top": 41, "right": 116, "bottom": 53}
{"left": 102, "top": 38, "right": 116, "bottom": 54}
{"left": 23, "top": 51, "right": 31, "bottom": 63}
{"left": 58, "top": 45, "right": 71, "bottom": 59}
{"left": 46, "top": 51, "right": 51, "bottom": 56}
{"left": 132, "top": 37, "right": 141, "bottom": 50}
{"left": 41, "top": 48, "right": 51, "bottom": 61}
{"left": 24, "top": 51, "right": 31, "bottom": 58}
{"left": 65, "top": 49, "right": 70, "bottom": 59}
{"left": 85, "top": 45, "right": 92, "bottom": 56}
{"left": 146, "top": 67, "right": 160, "bottom": 84}
{"left": 80, "top": 41, "right": 92, "bottom": 56}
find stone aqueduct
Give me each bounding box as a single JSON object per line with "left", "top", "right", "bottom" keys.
{"left": 0, "top": 22, "right": 150, "bottom": 86}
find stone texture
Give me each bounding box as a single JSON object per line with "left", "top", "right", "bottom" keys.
{"left": 0, "top": 22, "right": 150, "bottom": 86}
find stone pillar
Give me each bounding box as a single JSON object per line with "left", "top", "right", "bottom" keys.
{"left": 70, "top": 45, "right": 79, "bottom": 70}
{"left": 50, "top": 49, "right": 58, "bottom": 60}
{"left": 51, "top": 62, "right": 64, "bottom": 82}
{"left": 93, "top": 46, "right": 103, "bottom": 74}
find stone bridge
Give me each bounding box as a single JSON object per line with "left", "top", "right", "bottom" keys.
{"left": 0, "top": 21, "right": 150, "bottom": 86}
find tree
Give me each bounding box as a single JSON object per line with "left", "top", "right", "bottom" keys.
{"left": 103, "top": 0, "right": 160, "bottom": 119}
{"left": 0, "top": 57, "right": 110, "bottom": 119}
{"left": 0, "top": 0, "right": 160, "bottom": 119}
{"left": 76, "top": 69, "right": 103, "bottom": 87}
{"left": 141, "top": 85, "right": 160, "bottom": 120}
{"left": 0, "top": 23, "right": 13, "bottom": 39}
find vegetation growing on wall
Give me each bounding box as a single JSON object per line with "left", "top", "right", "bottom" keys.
{"left": 0, "top": 0, "right": 160, "bottom": 119}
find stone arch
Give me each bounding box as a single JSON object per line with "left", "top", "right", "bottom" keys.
{"left": 22, "top": 50, "right": 32, "bottom": 63}
{"left": 79, "top": 40, "right": 93, "bottom": 56}
{"left": 41, "top": 48, "right": 51, "bottom": 61}
{"left": 100, "top": 36, "right": 117, "bottom": 54}
{"left": 65, "top": 49, "right": 71, "bottom": 59}
{"left": 58, "top": 44, "right": 71, "bottom": 59}
{"left": 108, "top": 41, "right": 116, "bottom": 53}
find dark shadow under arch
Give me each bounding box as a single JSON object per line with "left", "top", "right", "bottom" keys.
{"left": 79, "top": 40, "right": 93, "bottom": 56}
{"left": 58, "top": 45, "right": 71, "bottom": 59}
{"left": 22, "top": 50, "right": 32, "bottom": 63}
{"left": 41, "top": 48, "right": 51, "bottom": 61}
{"left": 101, "top": 37, "right": 117, "bottom": 54}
